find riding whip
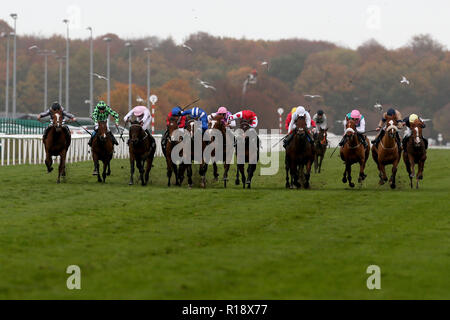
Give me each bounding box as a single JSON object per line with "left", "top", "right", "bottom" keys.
{"left": 74, "top": 121, "right": 92, "bottom": 135}
{"left": 181, "top": 98, "right": 200, "bottom": 111}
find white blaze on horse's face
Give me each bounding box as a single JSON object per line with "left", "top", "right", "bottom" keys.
{"left": 345, "top": 127, "right": 355, "bottom": 135}
{"left": 55, "top": 113, "right": 61, "bottom": 127}
{"left": 415, "top": 127, "right": 420, "bottom": 144}
{"left": 190, "top": 122, "right": 195, "bottom": 138}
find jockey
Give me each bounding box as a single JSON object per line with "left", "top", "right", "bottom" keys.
{"left": 283, "top": 106, "right": 313, "bottom": 148}
{"left": 88, "top": 101, "right": 120, "bottom": 146}
{"left": 371, "top": 108, "right": 403, "bottom": 150}
{"left": 38, "top": 101, "right": 76, "bottom": 140}
{"left": 161, "top": 106, "right": 187, "bottom": 155}
{"left": 228, "top": 109, "right": 258, "bottom": 129}
{"left": 284, "top": 107, "right": 297, "bottom": 132}
{"left": 181, "top": 106, "right": 209, "bottom": 132}
{"left": 339, "top": 109, "right": 368, "bottom": 148}
{"left": 402, "top": 114, "right": 428, "bottom": 150}
{"left": 124, "top": 105, "right": 152, "bottom": 136}
{"left": 312, "top": 110, "right": 328, "bottom": 137}
{"left": 208, "top": 106, "right": 235, "bottom": 128}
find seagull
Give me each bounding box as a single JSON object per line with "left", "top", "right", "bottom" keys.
{"left": 91, "top": 73, "right": 108, "bottom": 80}
{"left": 261, "top": 61, "right": 269, "bottom": 71}
{"left": 202, "top": 84, "right": 216, "bottom": 91}
{"left": 374, "top": 102, "right": 383, "bottom": 112}
{"left": 304, "top": 94, "right": 321, "bottom": 99}
{"left": 182, "top": 43, "right": 193, "bottom": 52}
{"left": 136, "top": 95, "right": 145, "bottom": 103}
{"left": 400, "top": 76, "right": 410, "bottom": 85}
{"left": 197, "top": 78, "right": 211, "bottom": 86}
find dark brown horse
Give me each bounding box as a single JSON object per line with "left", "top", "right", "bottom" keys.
{"left": 235, "top": 119, "right": 259, "bottom": 189}
{"left": 128, "top": 121, "right": 156, "bottom": 186}
{"left": 339, "top": 119, "right": 369, "bottom": 188}
{"left": 43, "top": 109, "right": 71, "bottom": 183}
{"left": 314, "top": 127, "right": 327, "bottom": 173}
{"left": 285, "top": 116, "right": 315, "bottom": 188}
{"left": 371, "top": 116, "right": 401, "bottom": 188}
{"left": 184, "top": 118, "right": 208, "bottom": 188}
{"left": 91, "top": 120, "right": 113, "bottom": 183}
{"left": 403, "top": 120, "right": 427, "bottom": 189}
{"left": 163, "top": 116, "right": 185, "bottom": 187}
{"left": 206, "top": 114, "right": 232, "bottom": 188}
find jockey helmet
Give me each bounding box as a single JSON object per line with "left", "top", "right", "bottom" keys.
{"left": 51, "top": 102, "right": 61, "bottom": 111}
{"left": 217, "top": 106, "right": 228, "bottom": 114}
{"left": 387, "top": 108, "right": 396, "bottom": 116}
{"left": 291, "top": 107, "right": 297, "bottom": 114}
{"left": 296, "top": 106, "right": 306, "bottom": 115}
{"left": 317, "top": 110, "right": 324, "bottom": 116}
{"left": 133, "top": 106, "right": 147, "bottom": 117}
{"left": 171, "top": 106, "right": 182, "bottom": 116}
{"left": 350, "top": 109, "right": 361, "bottom": 120}
{"left": 409, "top": 114, "right": 419, "bottom": 123}
{"left": 96, "top": 101, "right": 107, "bottom": 110}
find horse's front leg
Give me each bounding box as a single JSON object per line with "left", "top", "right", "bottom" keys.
{"left": 390, "top": 158, "right": 399, "bottom": 189}
{"left": 314, "top": 154, "right": 318, "bottom": 174}
{"left": 347, "top": 163, "right": 355, "bottom": 188}
{"left": 57, "top": 151, "right": 66, "bottom": 184}
{"left": 223, "top": 163, "right": 230, "bottom": 188}
{"left": 102, "top": 161, "right": 108, "bottom": 183}
{"left": 200, "top": 163, "right": 208, "bottom": 188}
{"left": 417, "top": 158, "right": 426, "bottom": 189}
{"left": 304, "top": 160, "right": 312, "bottom": 189}
{"left": 290, "top": 161, "right": 300, "bottom": 189}
{"left": 238, "top": 164, "right": 246, "bottom": 189}
{"left": 408, "top": 154, "right": 416, "bottom": 180}
{"left": 318, "top": 154, "right": 324, "bottom": 173}
{"left": 129, "top": 155, "right": 135, "bottom": 185}
{"left": 187, "top": 164, "right": 193, "bottom": 188}
{"left": 45, "top": 153, "right": 53, "bottom": 173}
{"left": 246, "top": 164, "right": 257, "bottom": 189}
{"left": 213, "top": 162, "right": 219, "bottom": 181}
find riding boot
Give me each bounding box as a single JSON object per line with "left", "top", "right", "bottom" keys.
{"left": 161, "top": 129, "right": 169, "bottom": 157}
{"left": 109, "top": 132, "right": 119, "bottom": 145}
{"left": 371, "top": 129, "right": 384, "bottom": 147}
{"left": 424, "top": 138, "right": 428, "bottom": 149}
{"left": 283, "top": 132, "right": 294, "bottom": 149}
{"left": 338, "top": 135, "right": 347, "bottom": 147}
{"left": 43, "top": 126, "right": 51, "bottom": 141}
{"left": 402, "top": 136, "right": 408, "bottom": 151}
{"left": 395, "top": 132, "right": 402, "bottom": 155}
{"left": 88, "top": 130, "right": 97, "bottom": 147}
{"left": 358, "top": 133, "right": 368, "bottom": 148}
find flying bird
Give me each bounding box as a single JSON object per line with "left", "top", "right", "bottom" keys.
{"left": 197, "top": 78, "right": 216, "bottom": 91}
{"left": 374, "top": 102, "right": 383, "bottom": 112}
{"left": 261, "top": 61, "right": 270, "bottom": 71}
{"left": 182, "top": 43, "right": 193, "bottom": 52}
{"left": 91, "top": 73, "right": 108, "bottom": 80}
{"left": 304, "top": 94, "right": 321, "bottom": 99}
{"left": 136, "top": 95, "right": 145, "bottom": 103}
{"left": 400, "top": 76, "right": 410, "bottom": 85}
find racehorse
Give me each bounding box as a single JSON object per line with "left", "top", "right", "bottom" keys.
{"left": 285, "top": 116, "right": 315, "bottom": 188}
{"left": 163, "top": 116, "right": 184, "bottom": 187}
{"left": 339, "top": 119, "right": 369, "bottom": 188}
{"left": 314, "top": 127, "right": 327, "bottom": 174}
{"left": 184, "top": 118, "right": 208, "bottom": 188}
{"left": 403, "top": 120, "right": 427, "bottom": 189}
{"left": 206, "top": 114, "right": 232, "bottom": 188}
{"left": 371, "top": 116, "right": 400, "bottom": 188}
{"left": 128, "top": 120, "right": 156, "bottom": 186}
{"left": 235, "top": 119, "right": 259, "bottom": 189}
{"left": 91, "top": 120, "right": 113, "bottom": 183}
{"left": 42, "top": 108, "right": 71, "bottom": 183}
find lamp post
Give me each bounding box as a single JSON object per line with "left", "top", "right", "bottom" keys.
{"left": 103, "top": 37, "right": 112, "bottom": 106}
{"left": 87, "top": 27, "right": 94, "bottom": 115}
{"left": 125, "top": 42, "right": 132, "bottom": 111}
{"left": 10, "top": 13, "right": 17, "bottom": 117}
{"left": 29, "top": 46, "right": 56, "bottom": 111}
{"left": 56, "top": 56, "right": 65, "bottom": 103}
{"left": 63, "top": 19, "right": 70, "bottom": 111}
{"left": 2, "top": 32, "right": 13, "bottom": 117}
{"left": 144, "top": 47, "right": 152, "bottom": 109}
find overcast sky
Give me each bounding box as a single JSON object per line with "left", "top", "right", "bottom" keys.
{"left": 1, "top": 0, "right": 449, "bottom": 49}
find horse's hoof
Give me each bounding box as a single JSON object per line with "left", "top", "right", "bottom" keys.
{"left": 304, "top": 183, "right": 310, "bottom": 189}
{"left": 410, "top": 174, "right": 415, "bottom": 179}
{"left": 47, "top": 167, "right": 53, "bottom": 173}
{"left": 235, "top": 179, "right": 240, "bottom": 185}
{"left": 390, "top": 183, "right": 396, "bottom": 189}
{"left": 289, "top": 185, "right": 294, "bottom": 189}
{"left": 342, "top": 177, "right": 347, "bottom": 183}
{"left": 129, "top": 181, "right": 133, "bottom": 185}
{"left": 349, "top": 182, "right": 355, "bottom": 188}
{"left": 188, "top": 184, "right": 192, "bottom": 189}
{"left": 92, "top": 171, "right": 98, "bottom": 176}
{"left": 213, "top": 177, "right": 219, "bottom": 182}
{"left": 285, "top": 183, "right": 290, "bottom": 189}
{"left": 418, "top": 175, "right": 423, "bottom": 180}
{"left": 378, "top": 180, "right": 385, "bottom": 185}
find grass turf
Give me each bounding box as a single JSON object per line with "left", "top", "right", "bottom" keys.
{"left": 0, "top": 149, "right": 448, "bottom": 299}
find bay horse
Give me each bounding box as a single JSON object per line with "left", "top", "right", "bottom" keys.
{"left": 235, "top": 119, "right": 260, "bottom": 189}
{"left": 314, "top": 127, "right": 327, "bottom": 173}
{"left": 206, "top": 114, "right": 232, "bottom": 188}
{"left": 43, "top": 109, "right": 71, "bottom": 183}
{"left": 371, "top": 116, "right": 400, "bottom": 188}
{"left": 128, "top": 121, "right": 156, "bottom": 186}
{"left": 403, "top": 120, "right": 427, "bottom": 189}
{"left": 91, "top": 120, "right": 113, "bottom": 183}
{"left": 285, "top": 116, "right": 315, "bottom": 189}
{"left": 339, "top": 119, "right": 369, "bottom": 188}
{"left": 184, "top": 118, "right": 208, "bottom": 188}
{"left": 163, "top": 116, "right": 184, "bottom": 187}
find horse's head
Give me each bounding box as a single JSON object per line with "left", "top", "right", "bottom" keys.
{"left": 129, "top": 121, "right": 144, "bottom": 145}
{"left": 97, "top": 121, "right": 108, "bottom": 142}
{"left": 240, "top": 119, "right": 251, "bottom": 132}
{"left": 51, "top": 109, "right": 63, "bottom": 132}
{"left": 295, "top": 116, "right": 307, "bottom": 134}
{"left": 208, "top": 114, "right": 225, "bottom": 132}
{"left": 186, "top": 118, "right": 197, "bottom": 138}
{"left": 319, "top": 128, "right": 328, "bottom": 145}
{"left": 345, "top": 119, "right": 357, "bottom": 137}
{"left": 411, "top": 120, "right": 424, "bottom": 147}
{"left": 385, "top": 116, "right": 398, "bottom": 139}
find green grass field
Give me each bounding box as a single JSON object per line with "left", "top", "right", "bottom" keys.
{"left": 0, "top": 149, "right": 449, "bottom": 299}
